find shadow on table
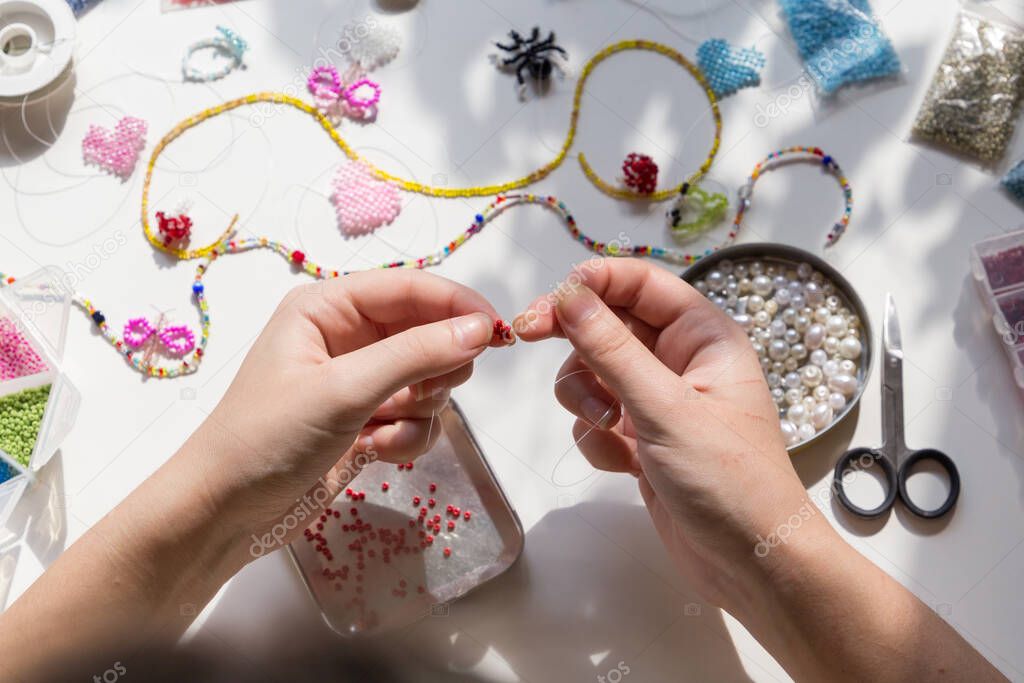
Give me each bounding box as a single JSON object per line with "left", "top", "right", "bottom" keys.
{"left": 196, "top": 500, "right": 758, "bottom": 682}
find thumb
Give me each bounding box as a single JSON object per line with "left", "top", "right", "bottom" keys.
{"left": 555, "top": 284, "right": 676, "bottom": 416}
{"left": 330, "top": 312, "right": 494, "bottom": 413}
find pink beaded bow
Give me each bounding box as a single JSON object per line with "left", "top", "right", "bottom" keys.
{"left": 0, "top": 318, "right": 48, "bottom": 381}
{"left": 82, "top": 116, "right": 148, "bottom": 180}
{"left": 123, "top": 317, "right": 195, "bottom": 357}
{"left": 307, "top": 65, "right": 381, "bottom": 121}
{"left": 331, "top": 160, "right": 402, "bottom": 236}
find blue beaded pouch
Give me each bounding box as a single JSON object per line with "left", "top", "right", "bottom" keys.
{"left": 778, "top": 0, "right": 901, "bottom": 95}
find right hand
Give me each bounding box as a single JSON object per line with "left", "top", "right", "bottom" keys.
{"left": 514, "top": 259, "right": 828, "bottom": 612}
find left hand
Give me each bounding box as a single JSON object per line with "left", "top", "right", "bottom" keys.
{"left": 182, "top": 270, "right": 502, "bottom": 554}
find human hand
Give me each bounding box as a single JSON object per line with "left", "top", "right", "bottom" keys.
{"left": 514, "top": 258, "right": 829, "bottom": 612}
{"left": 185, "top": 270, "right": 504, "bottom": 554}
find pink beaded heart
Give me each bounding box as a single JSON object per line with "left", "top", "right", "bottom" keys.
{"left": 0, "top": 318, "right": 49, "bottom": 381}
{"left": 82, "top": 116, "right": 148, "bottom": 180}
{"left": 330, "top": 160, "right": 402, "bottom": 237}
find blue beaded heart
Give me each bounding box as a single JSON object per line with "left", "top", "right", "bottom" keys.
{"left": 1002, "top": 158, "right": 1024, "bottom": 205}
{"left": 697, "top": 39, "right": 766, "bottom": 98}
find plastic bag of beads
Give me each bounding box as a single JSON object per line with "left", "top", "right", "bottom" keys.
{"left": 777, "top": 0, "right": 902, "bottom": 96}
{"left": 911, "top": 9, "right": 1024, "bottom": 165}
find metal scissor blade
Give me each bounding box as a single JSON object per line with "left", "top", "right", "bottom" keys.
{"left": 881, "top": 293, "right": 906, "bottom": 451}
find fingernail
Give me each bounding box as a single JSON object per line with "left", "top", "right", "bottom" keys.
{"left": 358, "top": 434, "right": 374, "bottom": 453}
{"left": 581, "top": 396, "right": 615, "bottom": 428}
{"left": 451, "top": 312, "right": 492, "bottom": 349}
{"left": 556, "top": 283, "right": 600, "bottom": 326}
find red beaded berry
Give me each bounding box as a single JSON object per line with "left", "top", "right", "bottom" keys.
{"left": 622, "top": 153, "right": 659, "bottom": 194}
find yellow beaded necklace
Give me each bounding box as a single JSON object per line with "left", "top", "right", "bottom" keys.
{"left": 141, "top": 39, "right": 722, "bottom": 259}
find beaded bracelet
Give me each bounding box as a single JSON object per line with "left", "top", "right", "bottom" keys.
{"left": 733, "top": 146, "right": 852, "bottom": 248}
{"left": 182, "top": 26, "right": 248, "bottom": 83}
{"left": 142, "top": 39, "right": 724, "bottom": 259}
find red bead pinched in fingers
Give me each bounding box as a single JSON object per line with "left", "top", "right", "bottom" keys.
{"left": 492, "top": 318, "right": 516, "bottom": 346}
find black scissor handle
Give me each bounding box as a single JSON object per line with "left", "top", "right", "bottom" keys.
{"left": 833, "top": 447, "right": 898, "bottom": 519}
{"left": 897, "top": 448, "right": 960, "bottom": 519}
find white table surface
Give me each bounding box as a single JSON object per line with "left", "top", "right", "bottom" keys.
{"left": 2, "top": 0, "right": 1024, "bottom": 680}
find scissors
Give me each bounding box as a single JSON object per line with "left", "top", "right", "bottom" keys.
{"left": 833, "top": 294, "right": 961, "bottom": 519}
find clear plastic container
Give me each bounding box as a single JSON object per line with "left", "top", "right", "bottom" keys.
{"left": 970, "top": 229, "right": 1024, "bottom": 389}
{"left": 0, "top": 268, "right": 80, "bottom": 530}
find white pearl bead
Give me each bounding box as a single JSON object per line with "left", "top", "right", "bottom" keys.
{"left": 829, "top": 392, "right": 846, "bottom": 410}
{"left": 780, "top": 420, "right": 800, "bottom": 445}
{"left": 804, "top": 323, "right": 825, "bottom": 349}
{"left": 784, "top": 372, "right": 801, "bottom": 389}
{"left": 738, "top": 277, "right": 752, "bottom": 294}
{"left": 826, "top": 295, "right": 840, "bottom": 311}
{"left": 813, "top": 385, "right": 829, "bottom": 401}
{"left": 814, "top": 307, "right": 831, "bottom": 323}
{"left": 787, "top": 404, "right": 808, "bottom": 424}
{"left": 775, "top": 288, "right": 792, "bottom": 305}
{"left": 824, "top": 336, "right": 839, "bottom": 354}
{"left": 825, "top": 314, "right": 848, "bottom": 337}
{"left": 805, "top": 281, "right": 825, "bottom": 305}
{"left": 797, "top": 262, "right": 812, "bottom": 279}
{"left": 784, "top": 328, "right": 800, "bottom": 345}
{"left": 784, "top": 357, "right": 799, "bottom": 371}
{"left": 750, "top": 261, "right": 764, "bottom": 275}
{"left": 790, "top": 343, "right": 808, "bottom": 360}
{"left": 802, "top": 396, "right": 816, "bottom": 412}
{"left": 839, "top": 336, "right": 862, "bottom": 359}
{"left": 751, "top": 342, "right": 764, "bottom": 356}
{"left": 754, "top": 311, "right": 771, "bottom": 328}
{"left": 839, "top": 359, "right": 856, "bottom": 375}
{"left": 822, "top": 359, "right": 840, "bottom": 377}
{"left": 773, "top": 275, "right": 787, "bottom": 290}
{"left": 752, "top": 275, "right": 773, "bottom": 296}
{"left": 760, "top": 356, "right": 773, "bottom": 371}
{"left": 766, "top": 372, "right": 781, "bottom": 387}
{"left": 809, "top": 348, "right": 828, "bottom": 366}
{"left": 791, "top": 294, "right": 806, "bottom": 309}
{"left": 771, "top": 387, "right": 785, "bottom": 404}
{"left": 707, "top": 271, "right": 725, "bottom": 289}
{"left": 794, "top": 315, "right": 810, "bottom": 333}
{"left": 828, "top": 373, "right": 858, "bottom": 396}
{"left": 764, "top": 299, "right": 778, "bottom": 316}
{"left": 798, "top": 423, "right": 816, "bottom": 441}
{"left": 770, "top": 319, "right": 787, "bottom": 337}
{"left": 733, "top": 313, "right": 753, "bottom": 331}
{"left": 747, "top": 295, "right": 765, "bottom": 312}
{"left": 768, "top": 339, "right": 790, "bottom": 360}
{"left": 811, "top": 402, "right": 833, "bottom": 429}
{"left": 785, "top": 388, "right": 803, "bottom": 405}
{"left": 726, "top": 281, "right": 739, "bottom": 297}
{"left": 694, "top": 281, "right": 708, "bottom": 294}
{"left": 772, "top": 361, "right": 785, "bottom": 374}
{"left": 801, "top": 365, "right": 823, "bottom": 387}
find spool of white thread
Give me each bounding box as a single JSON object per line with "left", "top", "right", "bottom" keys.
{"left": 0, "top": 0, "right": 75, "bottom": 98}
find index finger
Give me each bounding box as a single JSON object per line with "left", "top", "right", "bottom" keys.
{"left": 513, "top": 258, "right": 712, "bottom": 341}
{"left": 287, "top": 269, "right": 502, "bottom": 356}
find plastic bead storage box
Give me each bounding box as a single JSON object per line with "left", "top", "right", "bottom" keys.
{"left": 0, "top": 269, "right": 80, "bottom": 528}
{"left": 971, "top": 229, "right": 1024, "bottom": 390}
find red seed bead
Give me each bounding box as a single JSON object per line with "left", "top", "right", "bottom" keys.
{"left": 433, "top": 523, "right": 441, "bottom": 534}
{"left": 425, "top": 535, "right": 434, "bottom": 544}
{"left": 443, "top": 547, "right": 452, "bottom": 558}
{"left": 428, "top": 498, "right": 436, "bottom": 507}
{"left": 316, "top": 523, "right": 324, "bottom": 531}
{"left": 429, "top": 483, "right": 437, "bottom": 493}
{"left": 333, "top": 510, "right": 340, "bottom": 518}
{"left": 381, "top": 482, "right": 390, "bottom": 492}
{"left": 432, "top": 514, "right": 441, "bottom": 523}
{"left": 351, "top": 508, "right": 358, "bottom": 516}
{"left": 417, "top": 586, "right": 425, "bottom": 594}
{"left": 291, "top": 250, "right": 305, "bottom": 264}
{"left": 464, "top": 511, "right": 471, "bottom": 520}
{"left": 413, "top": 496, "right": 421, "bottom": 506}
{"left": 447, "top": 521, "right": 456, "bottom": 531}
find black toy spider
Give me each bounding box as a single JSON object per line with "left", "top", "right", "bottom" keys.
{"left": 494, "top": 27, "right": 568, "bottom": 91}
